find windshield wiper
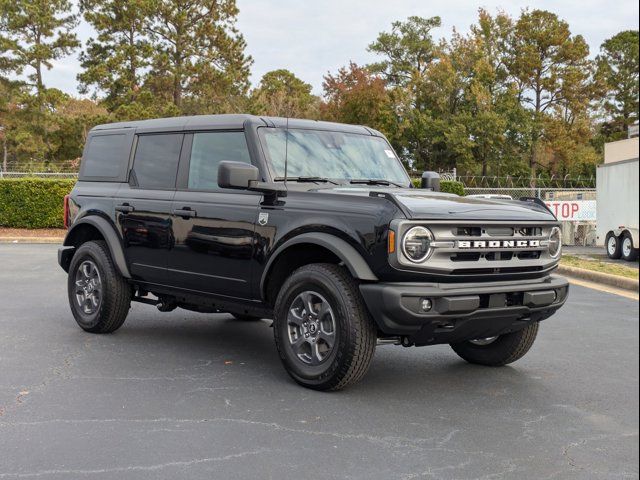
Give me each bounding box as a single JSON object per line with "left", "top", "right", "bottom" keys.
{"left": 274, "top": 176, "right": 339, "bottom": 185}
{"left": 349, "top": 179, "right": 405, "bottom": 188}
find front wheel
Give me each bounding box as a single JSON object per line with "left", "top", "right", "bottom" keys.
{"left": 273, "top": 263, "right": 377, "bottom": 391}
{"left": 450, "top": 322, "right": 539, "bottom": 366}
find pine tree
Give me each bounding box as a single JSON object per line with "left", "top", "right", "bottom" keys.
{"left": 78, "top": 0, "right": 153, "bottom": 115}
{"left": 597, "top": 30, "right": 639, "bottom": 138}
{"left": 0, "top": 0, "right": 78, "bottom": 100}
{"left": 145, "top": 0, "right": 252, "bottom": 113}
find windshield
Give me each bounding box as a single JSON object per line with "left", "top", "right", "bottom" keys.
{"left": 259, "top": 128, "right": 411, "bottom": 186}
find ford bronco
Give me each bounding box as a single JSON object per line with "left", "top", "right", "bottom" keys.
{"left": 58, "top": 115, "right": 569, "bottom": 390}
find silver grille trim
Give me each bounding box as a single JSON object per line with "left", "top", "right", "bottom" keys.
{"left": 390, "top": 219, "right": 561, "bottom": 276}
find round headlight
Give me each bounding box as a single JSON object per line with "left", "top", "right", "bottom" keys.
{"left": 548, "top": 226, "right": 562, "bottom": 258}
{"left": 402, "top": 226, "right": 434, "bottom": 263}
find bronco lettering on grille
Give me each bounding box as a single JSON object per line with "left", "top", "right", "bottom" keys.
{"left": 458, "top": 240, "right": 541, "bottom": 249}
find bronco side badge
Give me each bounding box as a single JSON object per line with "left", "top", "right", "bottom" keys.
{"left": 258, "top": 212, "right": 269, "bottom": 226}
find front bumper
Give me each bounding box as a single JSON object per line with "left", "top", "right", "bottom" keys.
{"left": 360, "top": 275, "right": 569, "bottom": 346}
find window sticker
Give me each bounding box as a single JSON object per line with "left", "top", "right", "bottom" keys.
{"left": 384, "top": 149, "right": 396, "bottom": 159}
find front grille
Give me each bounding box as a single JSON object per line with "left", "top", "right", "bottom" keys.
{"left": 394, "top": 221, "right": 559, "bottom": 276}
{"left": 455, "top": 226, "right": 543, "bottom": 237}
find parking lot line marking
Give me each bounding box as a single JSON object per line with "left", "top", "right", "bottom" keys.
{"left": 564, "top": 276, "right": 639, "bottom": 301}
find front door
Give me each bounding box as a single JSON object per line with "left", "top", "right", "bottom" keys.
{"left": 167, "top": 131, "right": 260, "bottom": 299}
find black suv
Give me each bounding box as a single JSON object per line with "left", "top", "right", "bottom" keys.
{"left": 59, "top": 115, "right": 569, "bottom": 390}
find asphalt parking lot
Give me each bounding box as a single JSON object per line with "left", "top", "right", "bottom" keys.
{"left": 0, "top": 244, "right": 638, "bottom": 479}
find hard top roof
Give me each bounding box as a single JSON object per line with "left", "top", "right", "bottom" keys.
{"left": 90, "top": 114, "right": 379, "bottom": 136}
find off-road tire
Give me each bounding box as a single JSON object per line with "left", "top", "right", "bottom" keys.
{"left": 621, "top": 232, "right": 638, "bottom": 262}
{"left": 273, "top": 263, "right": 377, "bottom": 391}
{"left": 606, "top": 231, "right": 622, "bottom": 259}
{"left": 68, "top": 240, "right": 131, "bottom": 333}
{"left": 450, "top": 322, "right": 539, "bottom": 366}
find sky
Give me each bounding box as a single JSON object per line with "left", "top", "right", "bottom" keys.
{"left": 35, "top": 0, "right": 640, "bottom": 97}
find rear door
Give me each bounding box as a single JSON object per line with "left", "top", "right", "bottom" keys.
{"left": 116, "top": 133, "right": 184, "bottom": 284}
{"left": 167, "top": 131, "right": 261, "bottom": 299}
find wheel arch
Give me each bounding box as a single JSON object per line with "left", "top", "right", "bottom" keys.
{"left": 613, "top": 227, "right": 639, "bottom": 249}
{"left": 260, "top": 233, "right": 378, "bottom": 305}
{"left": 62, "top": 216, "right": 131, "bottom": 278}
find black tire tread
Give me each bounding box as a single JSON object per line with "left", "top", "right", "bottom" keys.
{"left": 621, "top": 233, "right": 639, "bottom": 261}
{"left": 274, "top": 263, "right": 376, "bottom": 391}
{"left": 606, "top": 231, "right": 622, "bottom": 260}
{"left": 68, "top": 240, "right": 131, "bottom": 333}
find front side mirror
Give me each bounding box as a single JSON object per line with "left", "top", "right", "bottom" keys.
{"left": 421, "top": 171, "right": 440, "bottom": 191}
{"left": 218, "top": 161, "right": 260, "bottom": 189}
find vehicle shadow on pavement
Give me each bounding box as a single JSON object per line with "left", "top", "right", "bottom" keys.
{"left": 103, "top": 315, "right": 279, "bottom": 362}
{"left": 83, "top": 310, "right": 542, "bottom": 400}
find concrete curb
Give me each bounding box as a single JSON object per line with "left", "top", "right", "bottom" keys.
{"left": 0, "top": 237, "right": 63, "bottom": 244}
{"left": 558, "top": 264, "right": 639, "bottom": 292}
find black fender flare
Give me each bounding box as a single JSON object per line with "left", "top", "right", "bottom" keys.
{"left": 260, "top": 232, "right": 378, "bottom": 296}
{"left": 64, "top": 216, "right": 131, "bottom": 278}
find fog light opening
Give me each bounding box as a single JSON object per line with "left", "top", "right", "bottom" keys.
{"left": 420, "top": 298, "right": 433, "bottom": 312}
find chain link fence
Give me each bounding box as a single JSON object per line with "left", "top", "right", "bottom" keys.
{"left": 464, "top": 187, "right": 597, "bottom": 246}
{"left": 457, "top": 174, "right": 596, "bottom": 189}
{"left": 0, "top": 171, "right": 78, "bottom": 179}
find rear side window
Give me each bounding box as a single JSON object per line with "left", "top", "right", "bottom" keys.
{"left": 132, "top": 134, "right": 183, "bottom": 189}
{"left": 82, "top": 134, "right": 129, "bottom": 179}
{"left": 188, "top": 132, "right": 251, "bottom": 190}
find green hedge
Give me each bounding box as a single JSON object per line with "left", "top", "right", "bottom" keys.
{"left": 440, "top": 180, "right": 465, "bottom": 196}
{"left": 411, "top": 178, "right": 465, "bottom": 195}
{"left": 0, "top": 178, "right": 75, "bottom": 228}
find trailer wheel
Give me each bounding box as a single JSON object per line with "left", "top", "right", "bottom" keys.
{"left": 621, "top": 233, "right": 638, "bottom": 262}
{"left": 605, "top": 232, "right": 622, "bottom": 259}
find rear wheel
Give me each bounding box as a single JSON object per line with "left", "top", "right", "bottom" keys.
{"left": 450, "top": 322, "right": 539, "bottom": 366}
{"left": 606, "top": 232, "right": 622, "bottom": 259}
{"left": 67, "top": 241, "right": 131, "bottom": 333}
{"left": 621, "top": 233, "right": 638, "bottom": 261}
{"left": 273, "top": 264, "right": 376, "bottom": 391}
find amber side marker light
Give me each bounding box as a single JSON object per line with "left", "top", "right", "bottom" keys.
{"left": 388, "top": 230, "right": 396, "bottom": 254}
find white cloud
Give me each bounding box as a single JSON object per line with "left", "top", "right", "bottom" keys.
{"left": 29, "top": 0, "right": 640, "bottom": 97}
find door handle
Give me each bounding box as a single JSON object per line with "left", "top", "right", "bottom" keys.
{"left": 172, "top": 207, "right": 197, "bottom": 218}
{"left": 115, "top": 203, "right": 135, "bottom": 213}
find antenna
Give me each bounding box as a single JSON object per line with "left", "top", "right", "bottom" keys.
{"left": 284, "top": 117, "right": 289, "bottom": 183}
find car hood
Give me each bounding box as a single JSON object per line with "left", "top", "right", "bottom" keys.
{"left": 314, "top": 187, "right": 556, "bottom": 221}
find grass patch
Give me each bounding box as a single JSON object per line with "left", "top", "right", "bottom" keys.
{"left": 561, "top": 255, "right": 639, "bottom": 280}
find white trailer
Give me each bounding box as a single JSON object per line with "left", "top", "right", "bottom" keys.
{"left": 596, "top": 158, "right": 639, "bottom": 261}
